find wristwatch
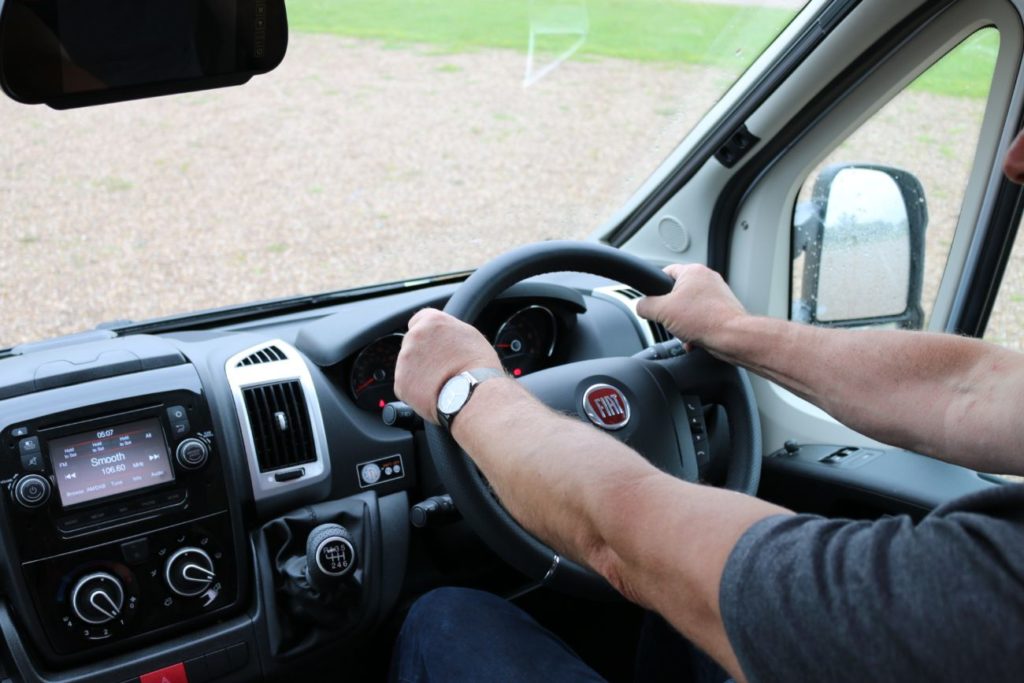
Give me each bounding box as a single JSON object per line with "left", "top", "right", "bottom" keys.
{"left": 436, "top": 367, "right": 506, "bottom": 431}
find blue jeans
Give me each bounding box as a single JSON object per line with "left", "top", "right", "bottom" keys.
{"left": 390, "top": 587, "right": 731, "bottom": 683}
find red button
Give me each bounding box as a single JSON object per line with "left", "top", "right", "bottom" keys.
{"left": 140, "top": 663, "right": 188, "bottom": 683}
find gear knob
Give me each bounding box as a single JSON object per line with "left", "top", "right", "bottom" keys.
{"left": 305, "top": 523, "right": 357, "bottom": 593}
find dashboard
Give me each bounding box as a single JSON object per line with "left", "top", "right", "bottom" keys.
{"left": 0, "top": 274, "right": 662, "bottom": 683}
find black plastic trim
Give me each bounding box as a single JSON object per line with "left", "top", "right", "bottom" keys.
{"left": 605, "top": 0, "right": 861, "bottom": 247}
{"left": 955, "top": 174, "right": 1024, "bottom": 336}
{"left": 106, "top": 271, "right": 471, "bottom": 338}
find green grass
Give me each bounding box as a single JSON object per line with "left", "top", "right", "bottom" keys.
{"left": 285, "top": 0, "right": 999, "bottom": 99}
{"left": 910, "top": 28, "right": 999, "bottom": 99}
{"left": 286, "top": 0, "right": 794, "bottom": 72}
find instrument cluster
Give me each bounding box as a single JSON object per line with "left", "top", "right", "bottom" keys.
{"left": 346, "top": 301, "right": 571, "bottom": 412}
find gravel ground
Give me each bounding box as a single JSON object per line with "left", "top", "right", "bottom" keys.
{"left": 0, "top": 34, "right": 723, "bottom": 347}
{"left": 1, "top": 32, "right": 1020, "bottom": 349}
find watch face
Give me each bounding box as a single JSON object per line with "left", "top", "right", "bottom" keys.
{"left": 438, "top": 375, "right": 472, "bottom": 416}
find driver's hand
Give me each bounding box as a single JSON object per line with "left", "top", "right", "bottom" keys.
{"left": 636, "top": 264, "right": 747, "bottom": 352}
{"left": 395, "top": 308, "right": 504, "bottom": 424}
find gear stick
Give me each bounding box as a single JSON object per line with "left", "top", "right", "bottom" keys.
{"left": 305, "top": 523, "right": 357, "bottom": 594}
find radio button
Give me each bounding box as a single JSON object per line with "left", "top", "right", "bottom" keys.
{"left": 163, "top": 490, "right": 186, "bottom": 504}
{"left": 13, "top": 474, "right": 50, "bottom": 508}
{"left": 20, "top": 451, "right": 45, "bottom": 473}
{"left": 86, "top": 509, "right": 107, "bottom": 523}
{"left": 167, "top": 405, "right": 191, "bottom": 437}
{"left": 175, "top": 438, "right": 209, "bottom": 470}
{"left": 18, "top": 436, "right": 41, "bottom": 457}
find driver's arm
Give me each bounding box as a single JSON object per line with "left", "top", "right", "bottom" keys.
{"left": 637, "top": 264, "right": 1024, "bottom": 476}
{"left": 395, "top": 308, "right": 793, "bottom": 683}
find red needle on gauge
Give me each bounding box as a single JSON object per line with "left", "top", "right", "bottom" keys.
{"left": 354, "top": 377, "right": 375, "bottom": 394}
{"left": 495, "top": 344, "right": 511, "bottom": 348}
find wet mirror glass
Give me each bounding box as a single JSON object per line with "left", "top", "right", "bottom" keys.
{"left": 815, "top": 168, "right": 912, "bottom": 322}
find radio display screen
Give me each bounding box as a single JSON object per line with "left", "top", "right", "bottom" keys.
{"left": 47, "top": 418, "right": 175, "bottom": 507}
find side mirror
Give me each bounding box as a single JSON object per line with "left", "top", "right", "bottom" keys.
{"left": 793, "top": 164, "right": 928, "bottom": 329}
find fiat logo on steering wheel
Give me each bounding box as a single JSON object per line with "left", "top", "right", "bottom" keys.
{"left": 582, "top": 384, "right": 631, "bottom": 431}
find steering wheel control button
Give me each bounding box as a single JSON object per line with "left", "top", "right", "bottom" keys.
{"left": 165, "top": 547, "right": 217, "bottom": 597}
{"left": 382, "top": 401, "right": 421, "bottom": 429}
{"left": 71, "top": 572, "right": 125, "bottom": 625}
{"left": 13, "top": 474, "right": 51, "bottom": 508}
{"left": 175, "top": 437, "right": 209, "bottom": 470}
{"left": 166, "top": 405, "right": 191, "bottom": 437}
{"left": 410, "top": 494, "right": 459, "bottom": 528}
{"left": 582, "top": 384, "right": 631, "bottom": 431}
{"left": 357, "top": 455, "right": 404, "bottom": 488}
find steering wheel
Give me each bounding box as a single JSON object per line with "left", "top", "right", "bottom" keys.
{"left": 425, "top": 241, "right": 761, "bottom": 597}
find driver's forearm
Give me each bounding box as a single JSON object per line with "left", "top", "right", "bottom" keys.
{"left": 708, "top": 315, "right": 1024, "bottom": 474}
{"left": 451, "top": 378, "right": 788, "bottom": 682}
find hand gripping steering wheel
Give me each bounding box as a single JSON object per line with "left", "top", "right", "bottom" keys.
{"left": 425, "top": 241, "right": 761, "bottom": 597}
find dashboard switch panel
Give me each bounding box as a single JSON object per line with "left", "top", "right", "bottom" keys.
{"left": 357, "top": 454, "right": 404, "bottom": 488}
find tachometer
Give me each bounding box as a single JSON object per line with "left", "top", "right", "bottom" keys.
{"left": 350, "top": 333, "right": 404, "bottom": 411}
{"left": 493, "top": 306, "right": 557, "bottom": 376}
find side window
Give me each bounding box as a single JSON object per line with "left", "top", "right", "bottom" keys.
{"left": 791, "top": 29, "right": 999, "bottom": 329}
{"left": 984, "top": 233, "right": 1024, "bottom": 350}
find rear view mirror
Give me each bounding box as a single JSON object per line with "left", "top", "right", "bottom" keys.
{"left": 0, "top": 0, "right": 287, "bottom": 109}
{"left": 793, "top": 164, "right": 928, "bottom": 329}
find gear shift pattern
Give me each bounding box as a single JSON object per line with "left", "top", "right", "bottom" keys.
{"left": 304, "top": 523, "right": 357, "bottom": 594}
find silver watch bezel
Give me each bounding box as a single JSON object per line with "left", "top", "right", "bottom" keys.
{"left": 436, "top": 368, "right": 504, "bottom": 430}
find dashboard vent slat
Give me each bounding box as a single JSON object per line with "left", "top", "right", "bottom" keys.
{"left": 595, "top": 285, "right": 675, "bottom": 348}
{"left": 649, "top": 321, "right": 673, "bottom": 344}
{"left": 236, "top": 344, "right": 287, "bottom": 367}
{"left": 613, "top": 286, "right": 673, "bottom": 343}
{"left": 242, "top": 380, "right": 316, "bottom": 472}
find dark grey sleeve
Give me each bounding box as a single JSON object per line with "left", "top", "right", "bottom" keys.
{"left": 719, "top": 492, "right": 1024, "bottom": 683}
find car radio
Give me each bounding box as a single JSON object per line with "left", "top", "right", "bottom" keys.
{"left": 0, "top": 368, "right": 241, "bottom": 660}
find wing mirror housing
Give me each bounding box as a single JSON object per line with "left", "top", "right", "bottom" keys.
{"left": 0, "top": 0, "right": 287, "bottom": 109}
{"left": 793, "top": 163, "right": 928, "bottom": 329}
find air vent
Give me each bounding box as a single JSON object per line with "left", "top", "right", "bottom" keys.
{"left": 593, "top": 285, "right": 674, "bottom": 348}
{"left": 242, "top": 380, "right": 317, "bottom": 472}
{"left": 226, "top": 339, "right": 329, "bottom": 501}
{"left": 615, "top": 287, "right": 673, "bottom": 342}
{"left": 648, "top": 320, "right": 672, "bottom": 343}
{"left": 236, "top": 345, "right": 287, "bottom": 367}
{"left": 618, "top": 288, "right": 643, "bottom": 300}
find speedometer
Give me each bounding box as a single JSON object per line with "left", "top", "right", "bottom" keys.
{"left": 493, "top": 305, "right": 557, "bottom": 376}
{"left": 349, "top": 333, "right": 404, "bottom": 411}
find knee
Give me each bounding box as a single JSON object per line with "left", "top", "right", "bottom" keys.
{"left": 402, "top": 587, "right": 499, "bottom": 640}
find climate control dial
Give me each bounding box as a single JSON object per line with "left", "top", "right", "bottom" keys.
{"left": 70, "top": 572, "right": 124, "bottom": 625}
{"left": 164, "top": 547, "right": 216, "bottom": 597}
